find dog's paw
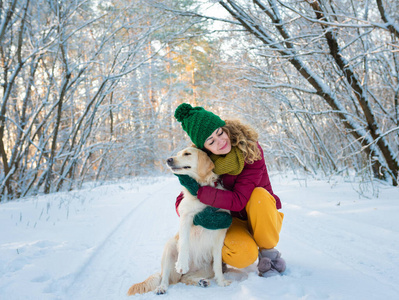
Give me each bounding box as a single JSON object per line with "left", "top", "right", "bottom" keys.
{"left": 216, "top": 279, "right": 232, "bottom": 287}
{"left": 198, "top": 279, "right": 210, "bottom": 287}
{"left": 175, "top": 260, "right": 189, "bottom": 274}
{"left": 154, "top": 285, "right": 167, "bottom": 295}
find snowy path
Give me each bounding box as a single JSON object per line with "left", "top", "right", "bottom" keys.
{"left": 65, "top": 179, "right": 179, "bottom": 299}
{"left": 1, "top": 176, "right": 399, "bottom": 300}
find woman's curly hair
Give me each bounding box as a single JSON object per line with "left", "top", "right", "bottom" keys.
{"left": 222, "top": 119, "right": 261, "bottom": 164}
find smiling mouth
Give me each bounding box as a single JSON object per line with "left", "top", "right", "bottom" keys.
{"left": 220, "top": 142, "right": 228, "bottom": 150}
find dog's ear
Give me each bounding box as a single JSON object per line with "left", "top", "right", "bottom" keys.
{"left": 197, "top": 150, "right": 215, "bottom": 181}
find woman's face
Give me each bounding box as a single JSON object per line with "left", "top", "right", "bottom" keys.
{"left": 204, "top": 127, "right": 231, "bottom": 155}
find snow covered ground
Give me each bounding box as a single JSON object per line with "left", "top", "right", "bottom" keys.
{"left": 1, "top": 175, "right": 399, "bottom": 300}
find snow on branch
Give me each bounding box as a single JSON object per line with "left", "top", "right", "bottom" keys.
{"left": 376, "top": 0, "right": 399, "bottom": 39}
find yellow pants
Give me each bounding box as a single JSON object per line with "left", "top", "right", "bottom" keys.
{"left": 222, "top": 187, "right": 284, "bottom": 268}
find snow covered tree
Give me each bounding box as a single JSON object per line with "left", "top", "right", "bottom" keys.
{"left": 0, "top": 0, "right": 227, "bottom": 200}
{"left": 198, "top": 0, "right": 399, "bottom": 185}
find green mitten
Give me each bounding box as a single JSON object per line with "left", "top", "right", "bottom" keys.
{"left": 174, "top": 174, "right": 199, "bottom": 196}
{"left": 193, "top": 206, "right": 232, "bottom": 230}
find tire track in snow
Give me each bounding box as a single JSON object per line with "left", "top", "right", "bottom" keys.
{"left": 63, "top": 178, "right": 179, "bottom": 299}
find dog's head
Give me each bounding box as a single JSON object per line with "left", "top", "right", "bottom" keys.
{"left": 166, "top": 147, "right": 216, "bottom": 184}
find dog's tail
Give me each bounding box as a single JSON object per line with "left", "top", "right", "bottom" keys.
{"left": 127, "top": 272, "right": 161, "bottom": 296}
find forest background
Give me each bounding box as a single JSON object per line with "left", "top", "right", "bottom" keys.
{"left": 1, "top": 0, "right": 398, "bottom": 201}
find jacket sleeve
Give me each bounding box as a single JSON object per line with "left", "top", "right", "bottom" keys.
{"left": 197, "top": 159, "right": 264, "bottom": 212}
{"left": 175, "top": 192, "right": 184, "bottom": 217}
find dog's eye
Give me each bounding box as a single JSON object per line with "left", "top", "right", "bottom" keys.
{"left": 184, "top": 152, "right": 191, "bottom": 156}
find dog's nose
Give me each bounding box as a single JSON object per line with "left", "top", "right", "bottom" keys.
{"left": 166, "top": 158, "right": 174, "bottom": 166}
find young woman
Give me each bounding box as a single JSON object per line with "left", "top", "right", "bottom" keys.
{"left": 174, "top": 103, "right": 285, "bottom": 276}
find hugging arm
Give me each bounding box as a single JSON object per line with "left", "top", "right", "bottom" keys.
{"left": 175, "top": 175, "right": 232, "bottom": 230}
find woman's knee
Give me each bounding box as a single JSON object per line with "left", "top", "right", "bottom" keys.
{"left": 222, "top": 239, "right": 258, "bottom": 269}
{"left": 245, "top": 188, "right": 277, "bottom": 216}
{"left": 250, "top": 187, "right": 276, "bottom": 204}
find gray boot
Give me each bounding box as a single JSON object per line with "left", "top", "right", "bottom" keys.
{"left": 257, "top": 248, "right": 286, "bottom": 277}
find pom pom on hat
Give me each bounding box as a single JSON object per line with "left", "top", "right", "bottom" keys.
{"left": 174, "top": 103, "right": 225, "bottom": 149}
{"left": 175, "top": 103, "right": 192, "bottom": 123}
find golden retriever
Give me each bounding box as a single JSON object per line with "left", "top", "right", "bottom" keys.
{"left": 127, "top": 147, "right": 231, "bottom": 295}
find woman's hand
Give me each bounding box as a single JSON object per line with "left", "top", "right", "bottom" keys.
{"left": 193, "top": 206, "right": 232, "bottom": 230}
{"left": 174, "top": 174, "right": 232, "bottom": 229}
{"left": 174, "top": 174, "right": 199, "bottom": 195}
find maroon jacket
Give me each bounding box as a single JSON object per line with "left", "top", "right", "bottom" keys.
{"left": 175, "top": 144, "right": 281, "bottom": 220}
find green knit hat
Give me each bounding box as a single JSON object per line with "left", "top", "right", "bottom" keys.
{"left": 174, "top": 103, "right": 226, "bottom": 149}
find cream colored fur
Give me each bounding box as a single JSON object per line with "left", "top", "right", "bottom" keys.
{"left": 127, "top": 147, "right": 231, "bottom": 296}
